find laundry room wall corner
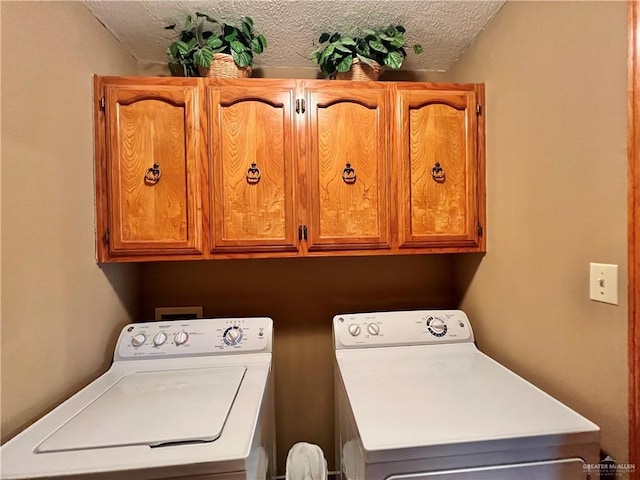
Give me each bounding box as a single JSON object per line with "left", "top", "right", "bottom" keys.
{"left": 449, "top": 0, "right": 628, "bottom": 462}
{"left": 1, "top": 1, "right": 140, "bottom": 443}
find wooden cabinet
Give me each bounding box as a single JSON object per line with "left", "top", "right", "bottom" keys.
{"left": 304, "top": 83, "right": 390, "bottom": 252}
{"left": 95, "top": 78, "right": 204, "bottom": 261}
{"left": 208, "top": 81, "right": 299, "bottom": 253}
{"left": 395, "top": 84, "right": 484, "bottom": 249}
{"left": 94, "top": 77, "right": 485, "bottom": 262}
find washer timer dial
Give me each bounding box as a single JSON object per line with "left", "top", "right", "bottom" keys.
{"left": 223, "top": 326, "right": 243, "bottom": 346}
{"left": 427, "top": 316, "right": 448, "bottom": 337}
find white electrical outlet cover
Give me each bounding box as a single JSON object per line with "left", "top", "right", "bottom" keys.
{"left": 589, "top": 263, "right": 619, "bottom": 305}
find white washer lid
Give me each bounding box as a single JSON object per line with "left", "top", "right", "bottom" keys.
{"left": 337, "top": 344, "right": 599, "bottom": 459}
{"left": 38, "top": 366, "right": 246, "bottom": 452}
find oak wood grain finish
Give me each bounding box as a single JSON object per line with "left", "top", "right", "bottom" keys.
{"left": 395, "top": 85, "right": 480, "bottom": 248}
{"left": 305, "top": 83, "right": 391, "bottom": 251}
{"left": 208, "top": 82, "right": 298, "bottom": 252}
{"left": 628, "top": 0, "right": 639, "bottom": 475}
{"left": 94, "top": 77, "right": 485, "bottom": 262}
{"left": 92, "top": 244, "right": 487, "bottom": 263}
{"left": 476, "top": 84, "right": 487, "bottom": 253}
{"left": 94, "top": 76, "right": 109, "bottom": 262}
{"left": 104, "top": 82, "right": 203, "bottom": 256}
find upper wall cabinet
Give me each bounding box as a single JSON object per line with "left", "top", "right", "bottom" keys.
{"left": 94, "top": 77, "right": 485, "bottom": 263}
{"left": 95, "top": 78, "right": 204, "bottom": 261}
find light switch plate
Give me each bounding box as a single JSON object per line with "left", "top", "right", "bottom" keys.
{"left": 589, "top": 263, "right": 619, "bottom": 305}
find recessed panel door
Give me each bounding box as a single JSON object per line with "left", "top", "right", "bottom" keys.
{"left": 105, "top": 84, "right": 202, "bottom": 256}
{"left": 209, "top": 83, "right": 298, "bottom": 252}
{"left": 305, "top": 83, "right": 391, "bottom": 251}
{"left": 397, "top": 88, "right": 480, "bottom": 248}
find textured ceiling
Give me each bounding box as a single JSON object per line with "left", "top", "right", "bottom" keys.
{"left": 84, "top": 0, "right": 505, "bottom": 72}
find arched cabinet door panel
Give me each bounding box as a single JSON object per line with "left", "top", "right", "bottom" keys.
{"left": 101, "top": 81, "right": 203, "bottom": 258}
{"left": 396, "top": 86, "right": 483, "bottom": 248}
{"left": 208, "top": 82, "right": 298, "bottom": 253}
{"left": 304, "top": 83, "right": 391, "bottom": 252}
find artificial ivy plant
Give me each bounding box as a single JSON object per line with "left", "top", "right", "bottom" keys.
{"left": 166, "top": 13, "right": 267, "bottom": 77}
{"left": 311, "top": 25, "right": 423, "bottom": 79}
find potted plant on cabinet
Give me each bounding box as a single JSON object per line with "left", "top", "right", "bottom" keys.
{"left": 310, "top": 25, "right": 423, "bottom": 80}
{"left": 166, "top": 13, "right": 267, "bottom": 78}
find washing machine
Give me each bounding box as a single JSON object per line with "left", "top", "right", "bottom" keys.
{"left": 333, "top": 310, "right": 600, "bottom": 480}
{"left": 1, "top": 317, "right": 275, "bottom": 480}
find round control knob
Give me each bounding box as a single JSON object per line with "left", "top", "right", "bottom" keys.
{"left": 224, "top": 327, "right": 242, "bottom": 344}
{"left": 348, "top": 324, "right": 361, "bottom": 337}
{"left": 153, "top": 332, "right": 167, "bottom": 347}
{"left": 367, "top": 323, "right": 380, "bottom": 336}
{"left": 428, "top": 317, "right": 446, "bottom": 335}
{"left": 131, "top": 333, "right": 146, "bottom": 347}
{"left": 227, "top": 328, "right": 240, "bottom": 342}
{"left": 174, "top": 331, "right": 189, "bottom": 346}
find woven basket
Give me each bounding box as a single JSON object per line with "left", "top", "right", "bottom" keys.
{"left": 199, "top": 53, "right": 252, "bottom": 78}
{"left": 335, "top": 58, "right": 382, "bottom": 81}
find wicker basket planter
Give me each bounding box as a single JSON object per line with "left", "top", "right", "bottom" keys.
{"left": 334, "top": 58, "right": 382, "bottom": 81}
{"left": 198, "top": 53, "right": 252, "bottom": 78}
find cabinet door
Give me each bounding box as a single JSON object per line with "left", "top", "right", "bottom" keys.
{"left": 396, "top": 87, "right": 481, "bottom": 248}
{"left": 208, "top": 82, "right": 298, "bottom": 252}
{"left": 305, "top": 83, "right": 391, "bottom": 251}
{"left": 104, "top": 83, "right": 203, "bottom": 256}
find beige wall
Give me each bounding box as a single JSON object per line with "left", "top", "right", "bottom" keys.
{"left": 1, "top": 2, "right": 140, "bottom": 442}
{"left": 141, "top": 255, "right": 454, "bottom": 474}
{"left": 448, "top": 1, "right": 628, "bottom": 460}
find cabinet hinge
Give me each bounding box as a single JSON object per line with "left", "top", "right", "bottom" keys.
{"left": 477, "top": 222, "right": 483, "bottom": 237}
{"left": 476, "top": 104, "right": 482, "bottom": 116}
{"left": 100, "top": 97, "right": 105, "bottom": 111}
{"left": 104, "top": 228, "right": 110, "bottom": 244}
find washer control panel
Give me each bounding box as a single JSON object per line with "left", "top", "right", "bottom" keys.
{"left": 333, "top": 310, "right": 473, "bottom": 349}
{"left": 115, "top": 317, "right": 273, "bottom": 360}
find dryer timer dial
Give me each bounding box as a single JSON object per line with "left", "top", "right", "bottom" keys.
{"left": 427, "top": 317, "right": 448, "bottom": 337}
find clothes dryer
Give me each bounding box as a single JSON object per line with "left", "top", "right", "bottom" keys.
{"left": 333, "top": 310, "right": 599, "bottom": 480}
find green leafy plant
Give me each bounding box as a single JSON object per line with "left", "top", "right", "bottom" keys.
{"left": 165, "top": 13, "right": 267, "bottom": 77}
{"left": 310, "top": 25, "right": 423, "bottom": 79}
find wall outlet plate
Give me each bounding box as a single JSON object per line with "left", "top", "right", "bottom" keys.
{"left": 155, "top": 306, "right": 203, "bottom": 321}
{"left": 589, "top": 263, "right": 619, "bottom": 305}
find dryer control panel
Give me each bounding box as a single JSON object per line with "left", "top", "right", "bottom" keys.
{"left": 333, "top": 310, "right": 474, "bottom": 349}
{"left": 115, "top": 317, "right": 273, "bottom": 360}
